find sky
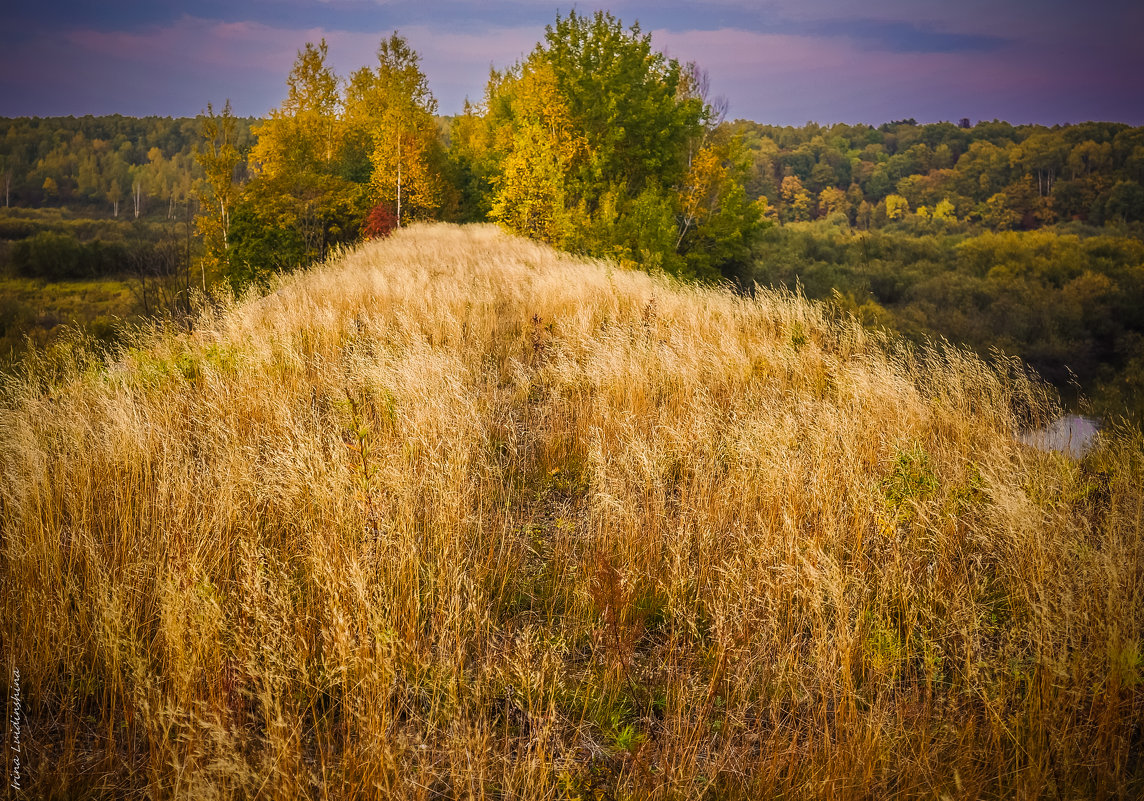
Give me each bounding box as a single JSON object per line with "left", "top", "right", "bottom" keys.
{"left": 2, "top": 1, "right": 1142, "bottom": 127}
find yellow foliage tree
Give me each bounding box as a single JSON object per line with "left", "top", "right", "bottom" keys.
{"left": 487, "top": 64, "right": 586, "bottom": 244}
{"left": 673, "top": 126, "right": 760, "bottom": 274}
{"left": 676, "top": 142, "right": 730, "bottom": 246}
{"left": 489, "top": 124, "right": 573, "bottom": 243}
{"left": 780, "top": 175, "right": 812, "bottom": 222}
{"left": 249, "top": 40, "right": 341, "bottom": 181}
{"left": 818, "top": 186, "right": 848, "bottom": 218}
{"left": 239, "top": 41, "right": 364, "bottom": 272}
{"left": 362, "top": 33, "right": 442, "bottom": 226}
{"left": 194, "top": 100, "right": 241, "bottom": 286}
{"left": 885, "top": 193, "right": 910, "bottom": 220}
{"left": 933, "top": 197, "right": 957, "bottom": 222}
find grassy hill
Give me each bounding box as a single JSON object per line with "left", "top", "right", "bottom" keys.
{"left": 2, "top": 224, "right": 1141, "bottom": 798}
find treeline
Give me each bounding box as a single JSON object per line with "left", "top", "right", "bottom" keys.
{"left": 741, "top": 224, "right": 1144, "bottom": 422}
{"left": 4, "top": 12, "right": 1144, "bottom": 285}
{"left": 733, "top": 118, "right": 1144, "bottom": 229}
{"left": 0, "top": 114, "right": 256, "bottom": 217}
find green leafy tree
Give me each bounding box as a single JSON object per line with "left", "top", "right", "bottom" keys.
{"left": 1010, "top": 131, "right": 1067, "bottom": 196}
{"left": 1068, "top": 140, "right": 1113, "bottom": 178}
{"left": 537, "top": 11, "right": 703, "bottom": 202}
{"left": 1105, "top": 180, "right": 1144, "bottom": 223}
{"left": 467, "top": 11, "right": 757, "bottom": 277}
{"left": 673, "top": 125, "right": 764, "bottom": 277}
{"left": 239, "top": 41, "right": 364, "bottom": 281}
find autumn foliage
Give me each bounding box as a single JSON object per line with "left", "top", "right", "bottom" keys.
{"left": 210, "top": 12, "right": 763, "bottom": 286}
{"left": 460, "top": 12, "right": 763, "bottom": 279}
{"left": 361, "top": 202, "right": 397, "bottom": 239}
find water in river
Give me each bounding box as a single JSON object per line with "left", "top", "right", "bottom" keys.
{"left": 1018, "top": 415, "right": 1100, "bottom": 458}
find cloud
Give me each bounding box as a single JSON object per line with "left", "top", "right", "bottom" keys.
{"left": 0, "top": 6, "right": 1140, "bottom": 125}
{"left": 64, "top": 18, "right": 307, "bottom": 73}
{"left": 803, "top": 19, "right": 1008, "bottom": 54}
{"left": 0, "top": 15, "right": 542, "bottom": 117}
{"left": 651, "top": 26, "right": 1144, "bottom": 125}
{"left": 792, "top": 0, "right": 1143, "bottom": 49}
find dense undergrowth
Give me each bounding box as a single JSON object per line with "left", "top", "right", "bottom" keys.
{"left": 1, "top": 224, "right": 1142, "bottom": 798}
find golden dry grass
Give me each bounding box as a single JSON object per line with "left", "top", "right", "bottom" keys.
{"left": 2, "top": 223, "right": 1142, "bottom": 799}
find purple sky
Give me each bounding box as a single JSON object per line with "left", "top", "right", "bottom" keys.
{"left": 3, "top": 1, "right": 1142, "bottom": 126}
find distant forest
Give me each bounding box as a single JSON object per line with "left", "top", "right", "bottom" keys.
{"left": 1, "top": 11, "right": 1143, "bottom": 420}
{"left": 3, "top": 111, "right": 1142, "bottom": 246}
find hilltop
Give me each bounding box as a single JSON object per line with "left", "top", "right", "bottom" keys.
{"left": 2, "top": 224, "right": 1141, "bottom": 798}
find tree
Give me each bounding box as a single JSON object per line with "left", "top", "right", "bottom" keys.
{"left": 469, "top": 10, "right": 752, "bottom": 276}
{"left": 980, "top": 192, "right": 1018, "bottom": 230}
{"left": 1067, "top": 140, "right": 1112, "bottom": 179}
{"left": 670, "top": 63, "right": 762, "bottom": 275}
{"left": 0, "top": 156, "right": 11, "bottom": 207}
{"left": 250, "top": 40, "right": 341, "bottom": 180}
{"left": 932, "top": 198, "right": 957, "bottom": 223}
{"left": 818, "top": 186, "right": 848, "bottom": 218}
{"left": 194, "top": 100, "right": 242, "bottom": 288}
{"left": 446, "top": 97, "right": 501, "bottom": 222}
{"left": 780, "top": 175, "right": 811, "bottom": 221}
{"left": 952, "top": 140, "right": 1011, "bottom": 200}
{"left": 107, "top": 178, "right": 123, "bottom": 217}
{"left": 1010, "top": 131, "right": 1067, "bottom": 197}
{"left": 1105, "top": 180, "right": 1144, "bottom": 223}
{"left": 131, "top": 168, "right": 144, "bottom": 219}
{"left": 487, "top": 64, "right": 584, "bottom": 244}
{"left": 361, "top": 33, "right": 442, "bottom": 227}
{"left": 884, "top": 193, "right": 909, "bottom": 220}
{"left": 673, "top": 127, "right": 764, "bottom": 277}
{"left": 536, "top": 11, "right": 703, "bottom": 202}
{"left": 809, "top": 161, "right": 838, "bottom": 193}
{"left": 239, "top": 41, "right": 364, "bottom": 280}
{"left": 845, "top": 184, "right": 865, "bottom": 222}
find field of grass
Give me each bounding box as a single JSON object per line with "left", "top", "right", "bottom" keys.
{"left": 1, "top": 223, "right": 1141, "bottom": 798}
{"left": 0, "top": 275, "right": 138, "bottom": 364}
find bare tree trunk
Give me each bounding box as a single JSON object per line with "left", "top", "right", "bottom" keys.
{"left": 194, "top": 198, "right": 205, "bottom": 293}
{"left": 396, "top": 136, "right": 403, "bottom": 229}
{"left": 182, "top": 197, "right": 197, "bottom": 296}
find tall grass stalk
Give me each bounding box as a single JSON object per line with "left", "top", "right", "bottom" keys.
{"left": 2, "top": 224, "right": 1141, "bottom": 798}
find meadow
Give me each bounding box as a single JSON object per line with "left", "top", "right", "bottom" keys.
{"left": 1, "top": 224, "right": 1141, "bottom": 798}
